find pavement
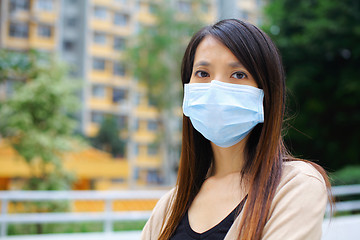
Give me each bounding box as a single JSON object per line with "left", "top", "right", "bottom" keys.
{"left": 322, "top": 215, "right": 360, "bottom": 240}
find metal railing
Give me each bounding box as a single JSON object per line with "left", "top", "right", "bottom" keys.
{"left": 0, "top": 190, "right": 168, "bottom": 237}
{"left": 0, "top": 185, "right": 359, "bottom": 238}
{"left": 329, "top": 184, "right": 360, "bottom": 214}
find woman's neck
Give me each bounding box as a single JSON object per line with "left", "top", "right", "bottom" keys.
{"left": 210, "top": 136, "right": 248, "bottom": 178}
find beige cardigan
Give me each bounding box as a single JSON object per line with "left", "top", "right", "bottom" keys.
{"left": 141, "top": 161, "right": 328, "bottom": 240}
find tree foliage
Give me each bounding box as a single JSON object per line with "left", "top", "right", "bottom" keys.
{"left": 0, "top": 50, "right": 81, "bottom": 190}
{"left": 92, "top": 116, "right": 126, "bottom": 158}
{"left": 263, "top": 0, "right": 360, "bottom": 170}
{"left": 0, "top": 50, "right": 40, "bottom": 82}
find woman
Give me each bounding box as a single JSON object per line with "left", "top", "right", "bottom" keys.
{"left": 142, "top": 19, "right": 331, "bottom": 240}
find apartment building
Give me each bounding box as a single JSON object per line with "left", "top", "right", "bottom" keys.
{"left": 0, "top": 0, "right": 59, "bottom": 50}
{"left": 0, "top": 0, "right": 264, "bottom": 189}
{"left": 0, "top": 0, "right": 60, "bottom": 101}
{"left": 217, "top": 0, "right": 264, "bottom": 24}
{"left": 83, "top": 0, "right": 217, "bottom": 188}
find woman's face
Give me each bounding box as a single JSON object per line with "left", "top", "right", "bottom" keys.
{"left": 190, "top": 36, "right": 258, "bottom": 88}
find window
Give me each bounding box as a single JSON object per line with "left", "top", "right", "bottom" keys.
{"left": 66, "top": 0, "right": 77, "bottom": 5}
{"left": 147, "top": 170, "right": 160, "bottom": 184}
{"left": 113, "top": 37, "right": 125, "bottom": 50}
{"left": 92, "top": 58, "right": 106, "bottom": 71}
{"left": 63, "top": 40, "right": 75, "bottom": 51}
{"left": 134, "top": 144, "right": 139, "bottom": 156}
{"left": 94, "top": 6, "right": 107, "bottom": 19}
{"left": 113, "top": 62, "right": 125, "bottom": 76}
{"left": 117, "top": 116, "right": 127, "bottom": 129}
{"left": 10, "top": 0, "right": 29, "bottom": 13}
{"left": 9, "top": 22, "right": 29, "bottom": 38}
{"left": 91, "top": 111, "right": 104, "bottom": 124}
{"left": 147, "top": 144, "right": 158, "bottom": 156}
{"left": 113, "top": 13, "right": 129, "bottom": 26}
{"left": 147, "top": 120, "right": 157, "bottom": 131}
{"left": 111, "top": 178, "right": 125, "bottom": 183}
{"left": 66, "top": 17, "right": 77, "bottom": 27}
{"left": 93, "top": 32, "right": 106, "bottom": 45}
{"left": 36, "top": 0, "right": 53, "bottom": 11}
{"left": 135, "top": 93, "right": 141, "bottom": 105}
{"left": 178, "top": 1, "right": 191, "bottom": 13}
{"left": 92, "top": 85, "right": 105, "bottom": 98}
{"left": 112, "top": 88, "right": 126, "bottom": 103}
{"left": 134, "top": 119, "right": 140, "bottom": 130}
{"left": 37, "top": 25, "right": 52, "bottom": 38}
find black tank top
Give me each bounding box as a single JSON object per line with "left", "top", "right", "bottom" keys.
{"left": 170, "top": 195, "right": 248, "bottom": 240}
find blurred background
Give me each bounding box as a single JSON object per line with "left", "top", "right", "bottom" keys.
{"left": 0, "top": 0, "right": 359, "bottom": 239}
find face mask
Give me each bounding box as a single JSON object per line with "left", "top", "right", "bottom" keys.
{"left": 183, "top": 80, "right": 264, "bottom": 148}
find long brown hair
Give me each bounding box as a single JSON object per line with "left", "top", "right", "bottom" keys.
{"left": 158, "top": 19, "right": 332, "bottom": 240}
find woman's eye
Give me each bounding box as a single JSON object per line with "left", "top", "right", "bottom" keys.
{"left": 195, "top": 71, "right": 209, "bottom": 78}
{"left": 231, "top": 71, "right": 247, "bottom": 79}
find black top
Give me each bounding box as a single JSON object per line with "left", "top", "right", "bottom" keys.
{"left": 170, "top": 195, "right": 248, "bottom": 240}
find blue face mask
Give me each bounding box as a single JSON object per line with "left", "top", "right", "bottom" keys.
{"left": 182, "top": 80, "right": 264, "bottom": 148}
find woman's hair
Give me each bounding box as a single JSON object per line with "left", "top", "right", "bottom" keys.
{"left": 158, "top": 19, "right": 331, "bottom": 240}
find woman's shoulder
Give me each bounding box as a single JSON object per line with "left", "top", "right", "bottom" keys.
{"left": 281, "top": 160, "right": 326, "bottom": 188}
{"left": 276, "top": 160, "right": 328, "bottom": 204}
{"left": 141, "top": 188, "right": 176, "bottom": 239}
{"left": 261, "top": 160, "right": 328, "bottom": 239}
{"left": 149, "top": 187, "right": 176, "bottom": 220}
{"left": 156, "top": 187, "right": 176, "bottom": 210}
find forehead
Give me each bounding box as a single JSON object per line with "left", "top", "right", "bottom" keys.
{"left": 193, "top": 36, "right": 239, "bottom": 64}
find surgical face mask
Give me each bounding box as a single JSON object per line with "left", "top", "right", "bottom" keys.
{"left": 182, "top": 80, "right": 264, "bottom": 148}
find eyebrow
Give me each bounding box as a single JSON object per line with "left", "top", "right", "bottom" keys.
{"left": 228, "top": 62, "right": 244, "bottom": 68}
{"left": 194, "top": 61, "right": 244, "bottom": 68}
{"left": 193, "top": 61, "right": 210, "bottom": 68}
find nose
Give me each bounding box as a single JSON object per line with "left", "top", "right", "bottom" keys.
{"left": 212, "top": 74, "right": 231, "bottom": 84}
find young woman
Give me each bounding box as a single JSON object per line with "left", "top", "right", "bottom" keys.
{"left": 141, "top": 19, "right": 331, "bottom": 240}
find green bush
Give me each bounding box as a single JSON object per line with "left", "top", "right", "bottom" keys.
{"left": 330, "top": 165, "right": 360, "bottom": 186}
{"left": 7, "top": 221, "right": 146, "bottom": 235}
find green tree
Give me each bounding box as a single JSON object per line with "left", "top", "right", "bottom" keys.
{"left": 0, "top": 50, "right": 81, "bottom": 191}
{"left": 263, "top": 0, "right": 360, "bottom": 171}
{"left": 126, "top": 0, "right": 206, "bottom": 184}
{"left": 0, "top": 50, "right": 39, "bottom": 83}
{"left": 92, "top": 116, "right": 126, "bottom": 158}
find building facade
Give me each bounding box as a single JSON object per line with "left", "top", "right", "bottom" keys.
{"left": 217, "top": 0, "right": 265, "bottom": 24}
{"left": 0, "top": 0, "right": 264, "bottom": 189}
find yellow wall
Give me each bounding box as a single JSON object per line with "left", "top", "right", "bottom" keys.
{"left": 0, "top": 143, "right": 129, "bottom": 190}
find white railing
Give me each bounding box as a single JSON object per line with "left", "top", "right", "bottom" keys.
{"left": 322, "top": 185, "right": 360, "bottom": 240}
{"left": 0, "top": 185, "right": 359, "bottom": 238}
{"left": 328, "top": 184, "right": 360, "bottom": 214}
{"left": 0, "top": 190, "right": 169, "bottom": 238}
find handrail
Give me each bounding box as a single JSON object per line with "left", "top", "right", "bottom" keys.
{"left": 331, "top": 185, "right": 360, "bottom": 197}
{"left": 0, "top": 185, "right": 360, "bottom": 237}
{"left": 326, "top": 184, "right": 360, "bottom": 216}
{"left": 0, "top": 211, "right": 152, "bottom": 223}
{"left": 0, "top": 189, "right": 169, "bottom": 237}
{"left": 0, "top": 190, "right": 168, "bottom": 200}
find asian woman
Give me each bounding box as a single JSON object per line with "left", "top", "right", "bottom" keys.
{"left": 141, "top": 19, "right": 332, "bottom": 240}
